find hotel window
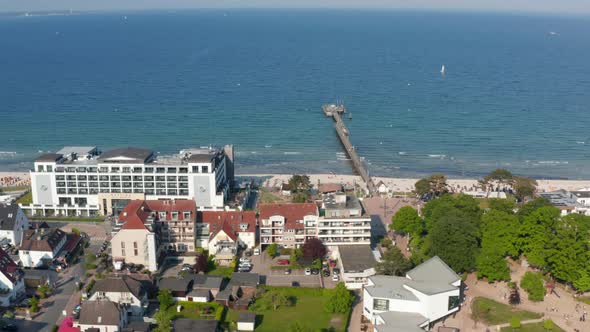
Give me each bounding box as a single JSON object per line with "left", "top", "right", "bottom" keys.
{"left": 167, "top": 167, "right": 176, "bottom": 173}
{"left": 192, "top": 166, "right": 199, "bottom": 173}
{"left": 133, "top": 167, "right": 142, "bottom": 173}
{"left": 67, "top": 167, "right": 76, "bottom": 172}
{"left": 99, "top": 167, "right": 108, "bottom": 173}
{"left": 183, "top": 212, "right": 191, "bottom": 220}
{"left": 145, "top": 167, "right": 154, "bottom": 173}
{"left": 179, "top": 167, "right": 188, "bottom": 174}
{"left": 171, "top": 212, "right": 178, "bottom": 220}
{"left": 37, "top": 165, "right": 44, "bottom": 172}
{"left": 47, "top": 165, "right": 53, "bottom": 172}
{"left": 121, "top": 242, "right": 125, "bottom": 256}
{"left": 156, "top": 167, "right": 165, "bottom": 173}
{"left": 56, "top": 175, "right": 65, "bottom": 180}
{"left": 202, "top": 166, "right": 209, "bottom": 173}
{"left": 123, "top": 167, "right": 131, "bottom": 173}
{"left": 373, "top": 298, "right": 389, "bottom": 311}
{"left": 111, "top": 167, "right": 120, "bottom": 173}
{"left": 167, "top": 176, "right": 176, "bottom": 182}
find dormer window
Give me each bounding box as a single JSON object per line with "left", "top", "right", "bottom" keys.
{"left": 159, "top": 211, "right": 167, "bottom": 219}
{"left": 183, "top": 212, "right": 191, "bottom": 220}
{"left": 239, "top": 223, "right": 248, "bottom": 231}
{"left": 171, "top": 212, "right": 178, "bottom": 220}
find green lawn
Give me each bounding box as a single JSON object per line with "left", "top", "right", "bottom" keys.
{"left": 1, "top": 185, "right": 31, "bottom": 192}
{"left": 207, "top": 266, "right": 234, "bottom": 279}
{"left": 167, "top": 301, "right": 224, "bottom": 321}
{"left": 16, "top": 192, "right": 32, "bottom": 204}
{"left": 258, "top": 190, "right": 281, "bottom": 204}
{"left": 472, "top": 297, "right": 542, "bottom": 325}
{"left": 500, "top": 321, "right": 565, "bottom": 332}
{"left": 228, "top": 287, "right": 348, "bottom": 332}
{"left": 577, "top": 296, "right": 590, "bottom": 305}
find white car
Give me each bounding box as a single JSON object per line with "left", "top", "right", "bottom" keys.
{"left": 305, "top": 268, "right": 312, "bottom": 276}
{"left": 332, "top": 274, "right": 339, "bottom": 282}
{"left": 239, "top": 262, "right": 252, "bottom": 268}
{"left": 253, "top": 248, "right": 260, "bottom": 256}
{"left": 239, "top": 257, "right": 251, "bottom": 264}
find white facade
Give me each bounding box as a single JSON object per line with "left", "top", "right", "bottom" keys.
{"left": 76, "top": 323, "right": 120, "bottom": 332}
{"left": 24, "top": 146, "right": 234, "bottom": 216}
{"left": 0, "top": 205, "right": 29, "bottom": 246}
{"left": 111, "top": 229, "right": 158, "bottom": 272}
{"left": 363, "top": 256, "right": 462, "bottom": 331}
{"left": 0, "top": 269, "right": 24, "bottom": 307}
{"left": 238, "top": 321, "right": 255, "bottom": 331}
{"left": 19, "top": 235, "right": 67, "bottom": 268}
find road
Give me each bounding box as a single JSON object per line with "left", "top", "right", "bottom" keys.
{"left": 13, "top": 221, "right": 109, "bottom": 331}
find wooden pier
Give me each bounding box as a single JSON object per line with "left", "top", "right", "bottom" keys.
{"left": 322, "top": 104, "right": 377, "bottom": 194}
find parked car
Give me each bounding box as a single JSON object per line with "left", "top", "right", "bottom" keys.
{"left": 239, "top": 262, "right": 252, "bottom": 269}
{"left": 238, "top": 266, "right": 251, "bottom": 272}
{"left": 304, "top": 268, "right": 311, "bottom": 276}
{"left": 332, "top": 274, "right": 340, "bottom": 282}
{"left": 253, "top": 248, "right": 260, "bottom": 256}
{"left": 244, "top": 250, "right": 253, "bottom": 257}
{"left": 239, "top": 257, "right": 251, "bottom": 264}
{"left": 0, "top": 322, "right": 18, "bottom": 331}
{"left": 277, "top": 259, "right": 290, "bottom": 266}
{"left": 72, "top": 304, "right": 82, "bottom": 319}
{"left": 284, "top": 268, "right": 291, "bottom": 275}
{"left": 311, "top": 268, "right": 320, "bottom": 275}
{"left": 322, "top": 269, "right": 330, "bottom": 277}
{"left": 329, "top": 260, "right": 337, "bottom": 268}
{"left": 332, "top": 268, "right": 341, "bottom": 275}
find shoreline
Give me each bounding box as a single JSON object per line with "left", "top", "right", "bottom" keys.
{"left": 4, "top": 171, "right": 590, "bottom": 193}
{"left": 237, "top": 173, "right": 590, "bottom": 193}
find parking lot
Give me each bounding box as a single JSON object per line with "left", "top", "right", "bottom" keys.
{"left": 248, "top": 251, "right": 322, "bottom": 287}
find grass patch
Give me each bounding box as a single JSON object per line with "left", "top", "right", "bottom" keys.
{"left": 167, "top": 301, "right": 224, "bottom": 321}
{"left": 472, "top": 297, "right": 542, "bottom": 325}
{"left": 31, "top": 216, "right": 104, "bottom": 222}
{"left": 239, "top": 286, "right": 347, "bottom": 332}
{"left": 207, "top": 266, "right": 234, "bottom": 279}
{"left": 16, "top": 192, "right": 33, "bottom": 204}
{"left": 259, "top": 190, "right": 281, "bottom": 204}
{"left": 577, "top": 296, "right": 590, "bottom": 305}
{"left": 1, "top": 185, "right": 30, "bottom": 192}
{"left": 499, "top": 322, "right": 565, "bottom": 332}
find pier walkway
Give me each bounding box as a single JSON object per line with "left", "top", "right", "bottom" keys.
{"left": 323, "top": 104, "right": 377, "bottom": 195}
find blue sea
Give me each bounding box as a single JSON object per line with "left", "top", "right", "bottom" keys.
{"left": 1, "top": 10, "right": 589, "bottom": 179}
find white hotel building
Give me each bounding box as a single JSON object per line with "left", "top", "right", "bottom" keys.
{"left": 23, "top": 145, "right": 234, "bottom": 216}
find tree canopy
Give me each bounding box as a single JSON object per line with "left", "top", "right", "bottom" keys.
{"left": 390, "top": 206, "right": 423, "bottom": 236}
{"left": 375, "top": 246, "right": 412, "bottom": 276}
{"left": 302, "top": 238, "right": 326, "bottom": 260}
{"left": 325, "top": 283, "right": 355, "bottom": 314}
{"left": 414, "top": 174, "right": 448, "bottom": 197}
{"left": 512, "top": 176, "right": 537, "bottom": 202}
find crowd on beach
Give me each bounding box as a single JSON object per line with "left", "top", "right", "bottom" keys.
{"left": 0, "top": 174, "right": 29, "bottom": 187}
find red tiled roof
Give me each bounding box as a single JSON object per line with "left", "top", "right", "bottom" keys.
{"left": 318, "top": 183, "right": 343, "bottom": 193}
{"left": 200, "top": 211, "right": 256, "bottom": 240}
{"left": 258, "top": 203, "right": 318, "bottom": 229}
{"left": 20, "top": 228, "right": 66, "bottom": 252}
{"left": 0, "top": 247, "right": 19, "bottom": 283}
{"left": 63, "top": 234, "right": 82, "bottom": 252}
{"left": 118, "top": 199, "right": 196, "bottom": 230}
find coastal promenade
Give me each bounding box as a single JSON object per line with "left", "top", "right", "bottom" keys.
{"left": 323, "top": 104, "right": 377, "bottom": 194}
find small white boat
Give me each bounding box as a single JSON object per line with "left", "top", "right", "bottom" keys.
{"left": 440, "top": 65, "right": 446, "bottom": 75}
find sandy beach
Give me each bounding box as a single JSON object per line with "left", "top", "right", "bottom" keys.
{"left": 238, "top": 173, "right": 590, "bottom": 193}
{"left": 0, "top": 171, "right": 30, "bottom": 187}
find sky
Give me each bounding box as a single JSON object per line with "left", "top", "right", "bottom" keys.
{"left": 0, "top": 0, "right": 589, "bottom": 15}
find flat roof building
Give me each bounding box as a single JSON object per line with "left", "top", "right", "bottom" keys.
{"left": 23, "top": 145, "right": 234, "bottom": 216}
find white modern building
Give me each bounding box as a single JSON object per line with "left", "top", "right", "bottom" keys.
{"left": 23, "top": 145, "right": 234, "bottom": 216}
{"left": 539, "top": 189, "right": 590, "bottom": 216}
{"left": 363, "top": 256, "right": 462, "bottom": 332}
{"left": 76, "top": 300, "right": 128, "bottom": 332}
{"left": 0, "top": 204, "right": 30, "bottom": 246}
{"left": 319, "top": 193, "right": 371, "bottom": 246}
{"left": 332, "top": 245, "right": 378, "bottom": 289}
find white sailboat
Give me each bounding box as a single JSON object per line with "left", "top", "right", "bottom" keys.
{"left": 440, "top": 65, "right": 446, "bottom": 75}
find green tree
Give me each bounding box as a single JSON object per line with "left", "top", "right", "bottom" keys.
{"left": 488, "top": 198, "right": 516, "bottom": 214}
{"left": 291, "top": 192, "right": 309, "bottom": 203}
{"left": 513, "top": 176, "right": 537, "bottom": 202}
{"left": 268, "top": 290, "right": 291, "bottom": 311}
{"left": 288, "top": 321, "right": 312, "bottom": 332}
{"left": 481, "top": 210, "right": 519, "bottom": 257}
{"left": 29, "top": 296, "right": 39, "bottom": 313}
{"left": 518, "top": 207, "right": 560, "bottom": 268}
{"left": 37, "top": 284, "right": 52, "bottom": 299}
{"left": 520, "top": 272, "right": 546, "bottom": 301}
{"left": 267, "top": 243, "right": 279, "bottom": 258}
{"left": 154, "top": 310, "right": 172, "bottom": 332}
{"left": 517, "top": 197, "right": 552, "bottom": 217}
{"left": 71, "top": 227, "right": 81, "bottom": 235}
{"left": 157, "top": 289, "right": 174, "bottom": 310}
{"left": 390, "top": 206, "right": 423, "bottom": 236}
{"left": 287, "top": 175, "right": 311, "bottom": 192}
{"left": 414, "top": 178, "right": 431, "bottom": 197}
{"left": 423, "top": 194, "right": 481, "bottom": 231}
{"left": 325, "top": 283, "right": 355, "bottom": 314}
{"left": 546, "top": 214, "right": 590, "bottom": 285}
{"left": 428, "top": 209, "right": 480, "bottom": 272}
{"left": 574, "top": 270, "right": 590, "bottom": 293}
{"left": 484, "top": 168, "right": 514, "bottom": 185}
{"left": 476, "top": 245, "right": 510, "bottom": 282}
{"left": 375, "top": 246, "right": 412, "bottom": 276}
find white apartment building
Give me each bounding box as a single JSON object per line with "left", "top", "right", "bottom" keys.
{"left": 259, "top": 195, "right": 371, "bottom": 249}
{"left": 23, "top": 145, "right": 234, "bottom": 216}
{"left": 363, "top": 256, "right": 462, "bottom": 332}
{"left": 539, "top": 189, "right": 590, "bottom": 216}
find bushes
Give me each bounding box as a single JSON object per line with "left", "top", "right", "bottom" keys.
{"left": 324, "top": 283, "right": 354, "bottom": 314}
{"left": 85, "top": 279, "right": 96, "bottom": 293}
{"left": 543, "top": 319, "right": 555, "bottom": 330}
{"left": 510, "top": 316, "right": 521, "bottom": 329}
{"left": 520, "top": 272, "right": 546, "bottom": 301}
{"left": 267, "top": 243, "right": 279, "bottom": 258}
